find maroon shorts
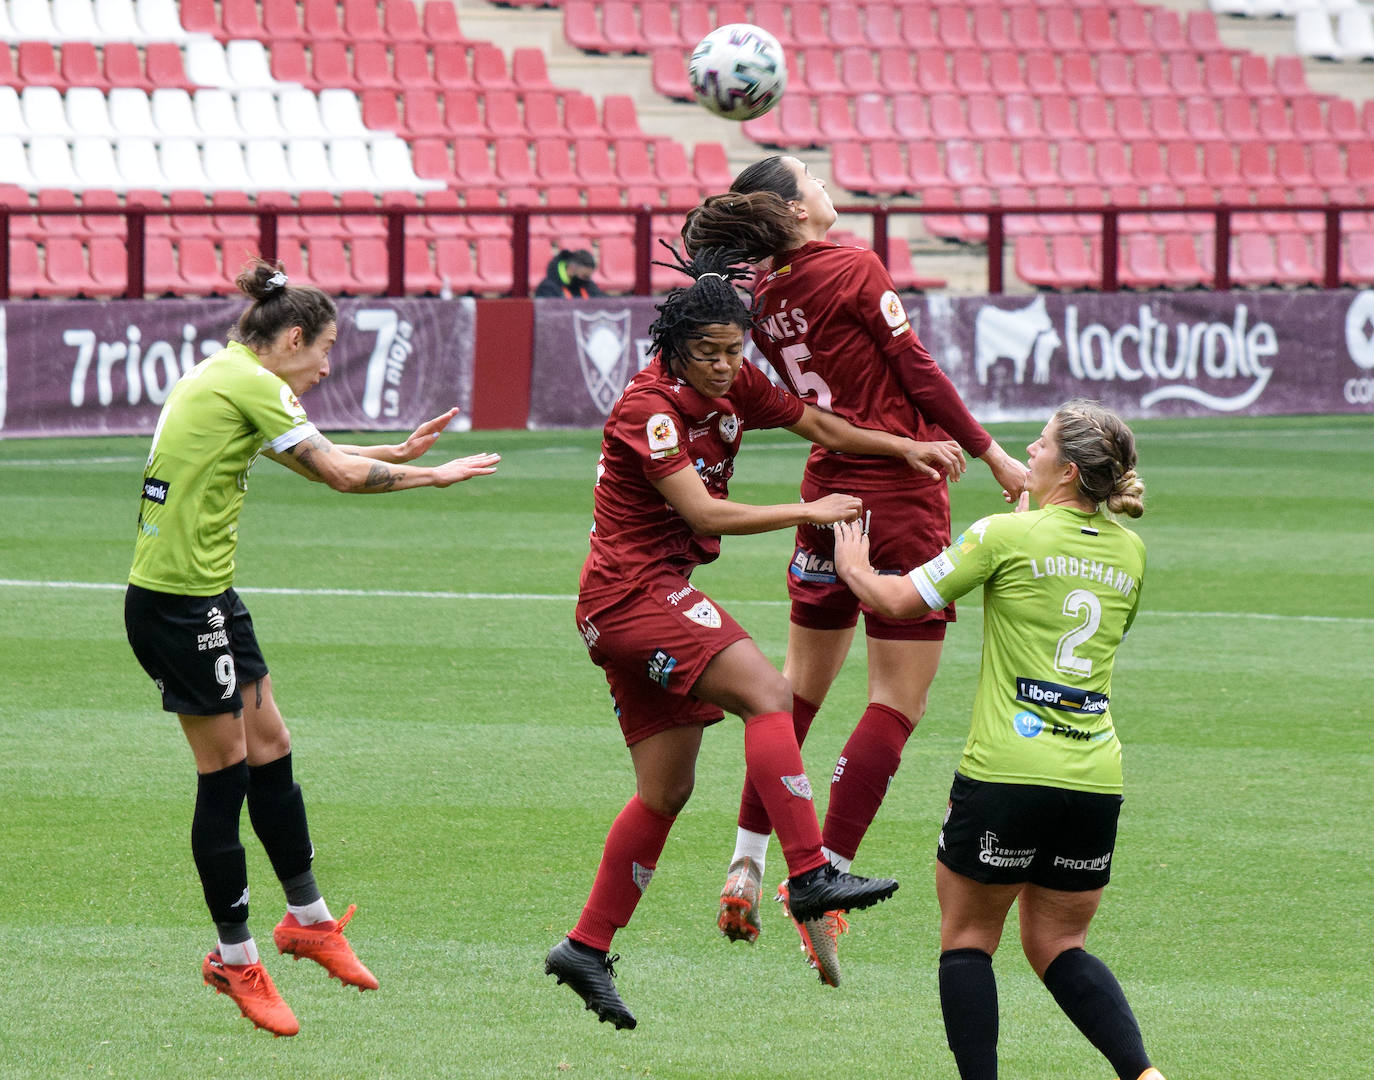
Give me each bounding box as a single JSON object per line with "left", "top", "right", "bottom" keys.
{"left": 787, "top": 472, "right": 954, "bottom": 641}
{"left": 575, "top": 571, "right": 751, "bottom": 746}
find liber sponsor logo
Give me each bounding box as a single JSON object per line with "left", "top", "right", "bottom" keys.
{"left": 1016, "top": 676, "right": 1109, "bottom": 716}
{"left": 142, "top": 476, "right": 169, "bottom": 504}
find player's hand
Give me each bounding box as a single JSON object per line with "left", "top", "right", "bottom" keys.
{"left": 431, "top": 452, "right": 500, "bottom": 487}
{"left": 832, "top": 519, "right": 872, "bottom": 583}
{"left": 804, "top": 493, "right": 864, "bottom": 525}
{"left": 392, "top": 407, "right": 461, "bottom": 463}
{"left": 903, "top": 439, "right": 965, "bottom": 482}
{"left": 981, "top": 442, "right": 1029, "bottom": 504}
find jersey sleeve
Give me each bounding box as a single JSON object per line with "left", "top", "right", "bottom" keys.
{"left": 847, "top": 251, "right": 992, "bottom": 456}
{"left": 609, "top": 390, "right": 695, "bottom": 483}
{"left": 735, "top": 359, "right": 806, "bottom": 431}
{"left": 908, "top": 513, "right": 1006, "bottom": 610}
{"left": 233, "top": 366, "right": 319, "bottom": 451}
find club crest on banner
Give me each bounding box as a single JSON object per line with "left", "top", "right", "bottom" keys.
{"left": 574, "top": 309, "right": 633, "bottom": 414}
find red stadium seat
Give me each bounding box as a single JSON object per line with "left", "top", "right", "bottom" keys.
{"left": 988, "top": 51, "right": 1028, "bottom": 97}
{"left": 472, "top": 44, "right": 516, "bottom": 91}
{"left": 1151, "top": 97, "right": 1188, "bottom": 142}
{"left": 1231, "top": 233, "right": 1279, "bottom": 287}
{"left": 434, "top": 236, "right": 478, "bottom": 294}
{"left": 901, "top": 6, "right": 938, "bottom": 50}
{"left": 694, "top": 143, "right": 731, "bottom": 189}
{"left": 935, "top": 4, "right": 976, "bottom": 50}
{"left": 303, "top": 0, "right": 345, "bottom": 39}
{"left": 828, "top": 4, "right": 866, "bottom": 48}
{"left": 1185, "top": 99, "right": 1224, "bottom": 142}
{"left": 473, "top": 236, "right": 514, "bottom": 294}
{"left": 1115, "top": 98, "right": 1151, "bottom": 142}
{"left": 484, "top": 91, "right": 526, "bottom": 138}
{"left": 423, "top": 1, "right": 466, "bottom": 42}
{"left": 1119, "top": 234, "right": 1168, "bottom": 290}
{"left": 433, "top": 44, "right": 473, "bottom": 90}
{"left": 513, "top": 48, "right": 554, "bottom": 91}
{"left": 930, "top": 94, "right": 970, "bottom": 140}
{"left": 384, "top": 0, "right": 425, "bottom": 42}
{"left": 19, "top": 42, "right": 62, "bottom": 88}
{"left": 450, "top": 138, "right": 494, "bottom": 186}
{"left": 1163, "top": 233, "right": 1208, "bottom": 287}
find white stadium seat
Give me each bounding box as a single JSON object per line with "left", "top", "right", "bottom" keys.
{"left": 1295, "top": 8, "right": 1342, "bottom": 58}
{"left": 278, "top": 88, "right": 326, "bottom": 137}
{"left": 95, "top": 0, "right": 149, "bottom": 42}
{"left": 10, "top": 0, "right": 59, "bottom": 40}
{"left": 225, "top": 41, "right": 279, "bottom": 91}
{"left": 66, "top": 87, "right": 117, "bottom": 138}
{"left": 0, "top": 88, "right": 25, "bottom": 138}
{"left": 136, "top": 0, "right": 190, "bottom": 41}
{"left": 1, "top": 135, "right": 38, "bottom": 187}
{"left": 202, "top": 138, "right": 256, "bottom": 191}
{"left": 28, "top": 135, "right": 81, "bottom": 189}
{"left": 193, "top": 90, "right": 245, "bottom": 140}
{"left": 328, "top": 138, "right": 382, "bottom": 188}
{"left": 1336, "top": 6, "right": 1374, "bottom": 59}
{"left": 245, "top": 140, "right": 294, "bottom": 190}
{"left": 108, "top": 89, "right": 160, "bottom": 140}
{"left": 151, "top": 89, "right": 200, "bottom": 139}
{"left": 185, "top": 39, "right": 233, "bottom": 88}
{"left": 53, "top": 0, "right": 103, "bottom": 41}
{"left": 236, "top": 90, "right": 289, "bottom": 142}
{"left": 73, "top": 136, "right": 120, "bottom": 187}
{"left": 287, "top": 138, "right": 338, "bottom": 190}
{"left": 160, "top": 138, "right": 211, "bottom": 190}
{"left": 319, "top": 90, "right": 372, "bottom": 139}
{"left": 371, "top": 138, "right": 445, "bottom": 192}
{"left": 21, "top": 87, "right": 74, "bottom": 139}
{"left": 116, "top": 136, "right": 168, "bottom": 189}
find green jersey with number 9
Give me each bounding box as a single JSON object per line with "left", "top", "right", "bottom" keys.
{"left": 909, "top": 505, "right": 1146, "bottom": 794}
{"left": 129, "top": 342, "right": 319, "bottom": 596}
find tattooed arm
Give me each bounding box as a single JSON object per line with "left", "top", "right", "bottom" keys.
{"left": 265, "top": 433, "right": 500, "bottom": 492}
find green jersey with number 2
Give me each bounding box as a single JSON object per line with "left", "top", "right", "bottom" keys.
{"left": 129, "top": 342, "right": 318, "bottom": 596}
{"left": 909, "top": 504, "right": 1146, "bottom": 794}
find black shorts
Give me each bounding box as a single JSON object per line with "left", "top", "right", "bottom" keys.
{"left": 936, "top": 772, "right": 1122, "bottom": 892}
{"left": 125, "top": 584, "right": 269, "bottom": 716}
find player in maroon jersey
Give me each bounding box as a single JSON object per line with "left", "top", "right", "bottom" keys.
{"left": 544, "top": 248, "right": 965, "bottom": 1030}
{"left": 682, "top": 157, "right": 1029, "bottom": 986}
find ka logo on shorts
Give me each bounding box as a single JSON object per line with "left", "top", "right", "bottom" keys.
{"left": 206, "top": 606, "right": 226, "bottom": 630}
{"left": 684, "top": 599, "right": 721, "bottom": 629}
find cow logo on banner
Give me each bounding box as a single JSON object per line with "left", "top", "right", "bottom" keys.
{"left": 974, "top": 296, "right": 1060, "bottom": 386}
{"left": 574, "top": 309, "right": 633, "bottom": 415}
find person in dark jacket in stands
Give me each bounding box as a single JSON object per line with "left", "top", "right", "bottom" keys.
{"left": 535, "top": 249, "right": 605, "bottom": 298}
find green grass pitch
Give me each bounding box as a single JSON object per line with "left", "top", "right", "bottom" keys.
{"left": 1, "top": 415, "right": 1371, "bottom": 1079}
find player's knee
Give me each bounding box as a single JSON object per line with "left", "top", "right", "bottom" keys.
{"left": 645, "top": 777, "right": 694, "bottom": 816}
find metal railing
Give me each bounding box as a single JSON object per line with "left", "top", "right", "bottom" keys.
{"left": 0, "top": 200, "right": 1363, "bottom": 300}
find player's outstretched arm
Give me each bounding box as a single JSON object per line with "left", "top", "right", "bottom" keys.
{"left": 268, "top": 434, "right": 499, "bottom": 493}
{"left": 332, "top": 407, "right": 462, "bottom": 464}
{"left": 787, "top": 405, "right": 965, "bottom": 481}
{"left": 832, "top": 520, "right": 931, "bottom": 619}
{"left": 652, "top": 464, "right": 862, "bottom": 537}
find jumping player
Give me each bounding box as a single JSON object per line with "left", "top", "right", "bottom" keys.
{"left": 544, "top": 247, "right": 964, "bottom": 1030}
{"left": 683, "top": 156, "right": 1027, "bottom": 985}
{"left": 125, "top": 258, "right": 500, "bottom": 1036}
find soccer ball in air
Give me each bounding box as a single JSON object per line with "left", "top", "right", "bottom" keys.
{"left": 687, "top": 24, "right": 787, "bottom": 122}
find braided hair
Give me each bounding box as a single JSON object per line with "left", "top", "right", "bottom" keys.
{"left": 647, "top": 245, "right": 754, "bottom": 376}
{"left": 1052, "top": 399, "right": 1146, "bottom": 518}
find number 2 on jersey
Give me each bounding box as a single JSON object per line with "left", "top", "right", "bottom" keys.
{"left": 1054, "top": 588, "right": 1102, "bottom": 678}
{"left": 779, "top": 344, "right": 833, "bottom": 411}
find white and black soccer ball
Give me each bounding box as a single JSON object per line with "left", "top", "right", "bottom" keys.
{"left": 687, "top": 24, "right": 787, "bottom": 122}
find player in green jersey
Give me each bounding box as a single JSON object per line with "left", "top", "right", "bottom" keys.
{"left": 833, "top": 400, "right": 1165, "bottom": 1080}
{"left": 125, "top": 259, "right": 499, "bottom": 1037}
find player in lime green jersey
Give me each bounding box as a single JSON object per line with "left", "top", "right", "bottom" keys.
{"left": 833, "top": 400, "right": 1165, "bottom": 1080}
{"left": 125, "top": 258, "right": 499, "bottom": 1037}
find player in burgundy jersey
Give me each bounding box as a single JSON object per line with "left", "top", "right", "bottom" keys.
{"left": 544, "top": 248, "right": 964, "bottom": 1030}
{"left": 682, "top": 157, "right": 1029, "bottom": 986}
